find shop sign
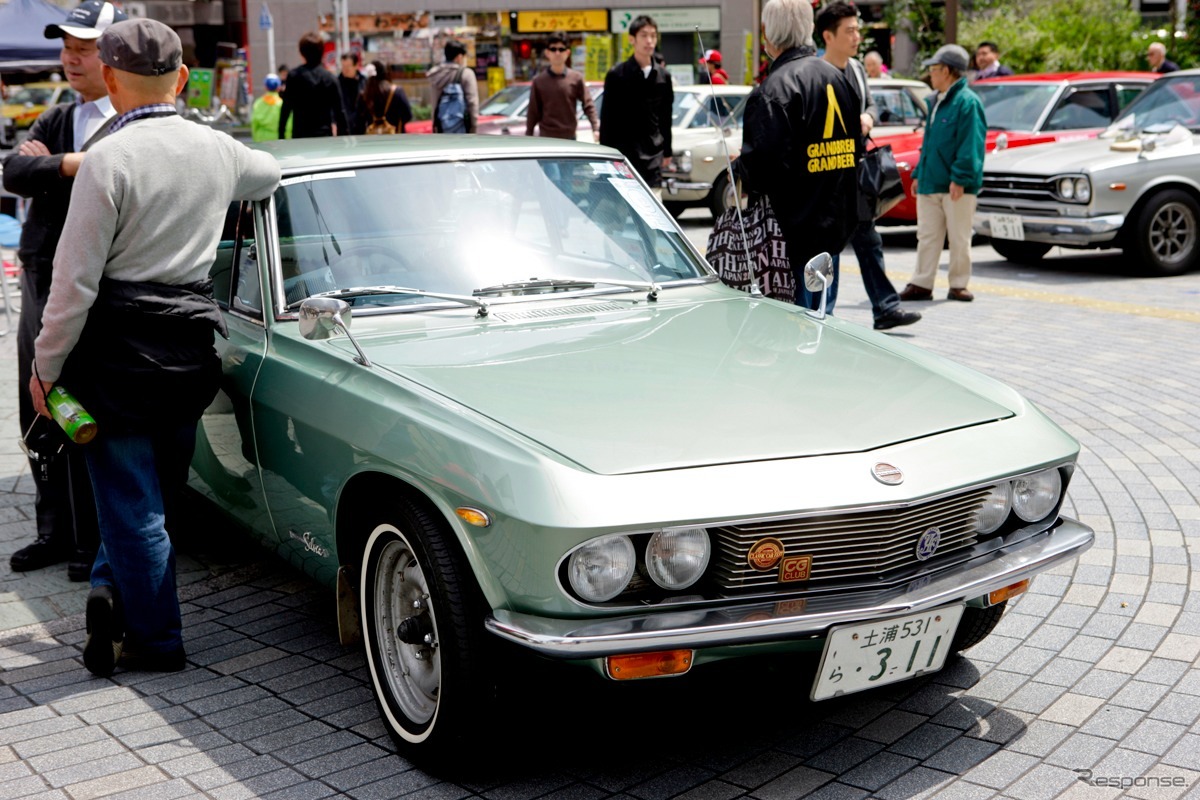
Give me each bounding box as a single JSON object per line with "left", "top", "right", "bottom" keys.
{"left": 610, "top": 7, "right": 720, "bottom": 34}
{"left": 583, "top": 34, "right": 613, "bottom": 81}
{"left": 515, "top": 10, "right": 608, "bottom": 33}
{"left": 320, "top": 12, "right": 429, "bottom": 33}
{"left": 126, "top": 0, "right": 224, "bottom": 26}
{"left": 433, "top": 13, "right": 467, "bottom": 27}
{"left": 186, "top": 68, "right": 214, "bottom": 109}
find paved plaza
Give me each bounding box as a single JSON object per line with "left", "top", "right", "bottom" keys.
{"left": 1, "top": 223, "right": 1199, "bottom": 799}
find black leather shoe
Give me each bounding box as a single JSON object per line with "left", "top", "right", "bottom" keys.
{"left": 874, "top": 308, "right": 922, "bottom": 330}
{"left": 9, "top": 539, "right": 70, "bottom": 572}
{"left": 898, "top": 283, "right": 933, "bottom": 302}
{"left": 120, "top": 647, "right": 187, "bottom": 673}
{"left": 67, "top": 551, "right": 96, "bottom": 583}
{"left": 83, "top": 585, "right": 123, "bottom": 678}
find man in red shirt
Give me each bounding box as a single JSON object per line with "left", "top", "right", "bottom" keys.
{"left": 526, "top": 32, "right": 598, "bottom": 141}
{"left": 699, "top": 50, "right": 729, "bottom": 84}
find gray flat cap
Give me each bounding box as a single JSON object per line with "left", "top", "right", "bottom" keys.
{"left": 922, "top": 44, "right": 970, "bottom": 73}
{"left": 99, "top": 18, "right": 182, "bottom": 77}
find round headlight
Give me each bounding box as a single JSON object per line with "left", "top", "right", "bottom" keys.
{"left": 646, "top": 527, "right": 711, "bottom": 590}
{"left": 1074, "top": 177, "right": 1091, "bottom": 203}
{"left": 1012, "top": 468, "right": 1063, "bottom": 522}
{"left": 1058, "top": 177, "right": 1075, "bottom": 200}
{"left": 568, "top": 535, "right": 636, "bottom": 602}
{"left": 976, "top": 482, "right": 1013, "bottom": 534}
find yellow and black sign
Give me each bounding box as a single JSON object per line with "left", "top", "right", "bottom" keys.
{"left": 515, "top": 10, "right": 608, "bottom": 33}
{"left": 807, "top": 84, "right": 856, "bottom": 174}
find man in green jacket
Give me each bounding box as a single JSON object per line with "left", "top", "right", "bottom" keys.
{"left": 900, "top": 44, "right": 986, "bottom": 302}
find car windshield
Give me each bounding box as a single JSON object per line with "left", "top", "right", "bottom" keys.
{"left": 1106, "top": 74, "right": 1200, "bottom": 133}
{"left": 479, "top": 85, "right": 530, "bottom": 116}
{"left": 273, "top": 157, "right": 708, "bottom": 311}
{"left": 9, "top": 86, "right": 54, "bottom": 105}
{"left": 973, "top": 83, "right": 1060, "bottom": 130}
{"left": 672, "top": 91, "right": 741, "bottom": 128}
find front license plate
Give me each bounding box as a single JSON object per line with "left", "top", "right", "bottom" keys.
{"left": 990, "top": 213, "right": 1026, "bottom": 241}
{"left": 811, "top": 604, "right": 964, "bottom": 701}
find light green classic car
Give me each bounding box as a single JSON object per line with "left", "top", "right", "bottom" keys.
{"left": 193, "top": 135, "right": 1093, "bottom": 766}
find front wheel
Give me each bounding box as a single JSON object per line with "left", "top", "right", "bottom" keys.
{"left": 709, "top": 171, "right": 745, "bottom": 218}
{"left": 360, "top": 501, "right": 491, "bottom": 768}
{"left": 990, "top": 239, "right": 1051, "bottom": 265}
{"left": 1128, "top": 189, "right": 1200, "bottom": 276}
{"left": 951, "top": 601, "right": 1006, "bottom": 653}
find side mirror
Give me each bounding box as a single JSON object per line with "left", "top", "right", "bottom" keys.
{"left": 803, "top": 253, "right": 834, "bottom": 320}
{"left": 298, "top": 297, "right": 372, "bottom": 367}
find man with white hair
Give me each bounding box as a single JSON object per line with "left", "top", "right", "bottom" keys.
{"left": 863, "top": 50, "right": 887, "bottom": 78}
{"left": 737, "top": 0, "right": 862, "bottom": 311}
{"left": 1147, "top": 42, "right": 1179, "bottom": 74}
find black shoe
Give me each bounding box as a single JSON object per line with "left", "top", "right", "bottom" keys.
{"left": 119, "top": 647, "right": 187, "bottom": 673}
{"left": 83, "top": 585, "right": 123, "bottom": 677}
{"left": 9, "top": 539, "right": 70, "bottom": 572}
{"left": 67, "top": 551, "right": 96, "bottom": 583}
{"left": 874, "top": 308, "right": 922, "bottom": 330}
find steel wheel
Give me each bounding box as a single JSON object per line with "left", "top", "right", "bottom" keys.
{"left": 360, "top": 501, "right": 492, "bottom": 767}
{"left": 371, "top": 532, "right": 440, "bottom": 728}
{"left": 1129, "top": 189, "right": 1200, "bottom": 276}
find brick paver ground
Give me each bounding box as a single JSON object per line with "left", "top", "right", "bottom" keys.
{"left": 1, "top": 227, "right": 1198, "bottom": 799}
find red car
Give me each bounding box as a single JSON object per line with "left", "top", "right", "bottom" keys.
{"left": 407, "top": 82, "right": 533, "bottom": 134}
{"left": 878, "top": 71, "right": 1159, "bottom": 225}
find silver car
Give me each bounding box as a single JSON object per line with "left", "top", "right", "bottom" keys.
{"left": 974, "top": 69, "right": 1200, "bottom": 276}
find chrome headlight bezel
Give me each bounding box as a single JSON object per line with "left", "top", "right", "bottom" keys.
{"left": 673, "top": 149, "right": 693, "bottom": 174}
{"left": 1074, "top": 177, "right": 1091, "bottom": 203}
{"left": 1011, "top": 468, "right": 1064, "bottom": 522}
{"left": 975, "top": 482, "right": 1013, "bottom": 535}
{"left": 646, "top": 527, "right": 711, "bottom": 591}
{"left": 567, "top": 534, "right": 636, "bottom": 603}
{"left": 1054, "top": 174, "right": 1091, "bottom": 203}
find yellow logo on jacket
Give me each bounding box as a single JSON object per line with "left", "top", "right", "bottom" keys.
{"left": 807, "top": 83, "right": 856, "bottom": 174}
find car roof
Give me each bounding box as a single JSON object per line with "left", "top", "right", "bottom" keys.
{"left": 867, "top": 77, "right": 929, "bottom": 89}
{"left": 973, "top": 71, "right": 1158, "bottom": 84}
{"left": 675, "top": 84, "right": 752, "bottom": 95}
{"left": 256, "top": 134, "right": 620, "bottom": 174}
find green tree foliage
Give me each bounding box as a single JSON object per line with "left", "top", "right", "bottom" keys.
{"left": 958, "top": 0, "right": 1147, "bottom": 72}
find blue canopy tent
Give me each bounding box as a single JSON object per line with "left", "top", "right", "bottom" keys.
{"left": 0, "top": 0, "right": 68, "bottom": 71}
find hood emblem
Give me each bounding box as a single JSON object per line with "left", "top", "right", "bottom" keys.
{"left": 915, "top": 527, "right": 941, "bottom": 561}
{"left": 872, "top": 463, "right": 904, "bottom": 485}
{"left": 747, "top": 537, "right": 785, "bottom": 571}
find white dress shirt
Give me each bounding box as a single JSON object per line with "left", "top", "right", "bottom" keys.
{"left": 72, "top": 96, "right": 115, "bottom": 150}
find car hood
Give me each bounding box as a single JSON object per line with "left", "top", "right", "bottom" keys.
{"left": 984, "top": 135, "right": 1191, "bottom": 174}
{"left": 348, "top": 292, "right": 1015, "bottom": 475}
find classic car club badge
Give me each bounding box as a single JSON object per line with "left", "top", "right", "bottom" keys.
{"left": 915, "top": 527, "right": 941, "bottom": 561}
{"left": 747, "top": 537, "right": 785, "bottom": 571}
{"left": 779, "top": 554, "right": 813, "bottom": 583}
{"left": 872, "top": 463, "right": 904, "bottom": 485}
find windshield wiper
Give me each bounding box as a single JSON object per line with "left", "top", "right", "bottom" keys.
{"left": 288, "top": 285, "right": 491, "bottom": 317}
{"left": 474, "top": 276, "right": 661, "bottom": 301}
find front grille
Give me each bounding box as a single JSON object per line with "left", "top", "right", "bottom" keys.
{"left": 710, "top": 486, "right": 994, "bottom": 591}
{"left": 981, "top": 173, "right": 1059, "bottom": 203}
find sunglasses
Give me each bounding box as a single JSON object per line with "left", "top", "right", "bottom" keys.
{"left": 546, "top": 46, "right": 569, "bottom": 52}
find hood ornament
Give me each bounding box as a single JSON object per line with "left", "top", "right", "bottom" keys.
{"left": 872, "top": 463, "right": 903, "bottom": 485}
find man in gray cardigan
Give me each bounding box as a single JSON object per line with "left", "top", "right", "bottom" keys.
{"left": 31, "top": 18, "right": 280, "bottom": 677}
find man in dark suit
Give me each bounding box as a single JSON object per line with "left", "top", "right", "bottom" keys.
{"left": 599, "top": 15, "right": 674, "bottom": 193}
{"left": 0, "top": 0, "right": 123, "bottom": 579}
{"left": 973, "top": 42, "right": 1014, "bottom": 79}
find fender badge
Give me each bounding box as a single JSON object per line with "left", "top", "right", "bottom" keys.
{"left": 915, "top": 527, "right": 941, "bottom": 561}
{"left": 747, "top": 537, "right": 785, "bottom": 571}
{"left": 872, "top": 463, "right": 904, "bottom": 485}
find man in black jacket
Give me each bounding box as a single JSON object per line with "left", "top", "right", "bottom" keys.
{"left": 279, "top": 32, "right": 347, "bottom": 138}
{"left": 737, "top": 0, "right": 861, "bottom": 311}
{"left": 600, "top": 15, "right": 673, "bottom": 192}
{"left": 0, "top": 0, "right": 125, "bottom": 579}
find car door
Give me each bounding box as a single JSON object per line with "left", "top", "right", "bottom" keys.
{"left": 192, "top": 200, "right": 274, "bottom": 536}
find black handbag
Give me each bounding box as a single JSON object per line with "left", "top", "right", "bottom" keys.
{"left": 706, "top": 193, "right": 794, "bottom": 303}
{"left": 858, "top": 138, "right": 905, "bottom": 220}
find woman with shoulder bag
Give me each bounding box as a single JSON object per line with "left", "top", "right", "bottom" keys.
{"left": 355, "top": 61, "right": 414, "bottom": 134}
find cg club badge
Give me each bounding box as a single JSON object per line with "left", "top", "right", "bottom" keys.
{"left": 915, "top": 527, "right": 941, "bottom": 561}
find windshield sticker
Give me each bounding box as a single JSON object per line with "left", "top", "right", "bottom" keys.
{"left": 280, "top": 170, "right": 357, "bottom": 187}
{"left": 613, "top": 161, "right": 636, "bottom": 179}
{"left": 608, "top": 177, "right": 675, "bottom": 231}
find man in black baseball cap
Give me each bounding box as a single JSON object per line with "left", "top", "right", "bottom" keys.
{"left": 1, "top": 0, "right": 128, "bottom": 581}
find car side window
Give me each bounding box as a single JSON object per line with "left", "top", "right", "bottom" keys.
{"left": 1044, "top": 89, "right": 1113, "bottom": 130}
{"left": 1116, "top": 85, "right": 1147, "bottom": 111}
{"left": 210, "top": 201, "right": 263, "bottom": 318}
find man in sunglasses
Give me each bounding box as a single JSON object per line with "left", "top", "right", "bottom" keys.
{"left": 526, "top": 32, "right": 598, "bottom": 141}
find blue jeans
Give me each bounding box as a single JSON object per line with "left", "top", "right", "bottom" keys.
{"left": 851, "top": 221, "right": 901, "bottom": 319}
{"left": 87, "top": 422, "right": 197, "bottom": 655}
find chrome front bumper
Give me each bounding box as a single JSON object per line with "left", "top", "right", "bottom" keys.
{"left": 663, "top": 177, "right": 713, "bottom": 196}
{"left": 485, "top": 517, "right": 1093, "bottom": 658}
{"left": 974, "top": 211, "right": 1126, "bottom": 246}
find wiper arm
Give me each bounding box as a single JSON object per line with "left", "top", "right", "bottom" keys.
{"left": 476, "top": 275, "right": 661, "bottom": 301}
{"left": 288, "top": 285, "right": 491, "bottom": 317}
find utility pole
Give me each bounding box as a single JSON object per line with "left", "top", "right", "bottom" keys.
{"left": 945, "top": 0, "right": 959, "bottom": 43}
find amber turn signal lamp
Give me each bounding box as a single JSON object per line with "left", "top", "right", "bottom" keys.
{"left": 455, "top": 507, "right": 491, "bottom": 528}
{"left": 1109, "top": 183, "right": 1127, "bottom": 191}
{"left": 989, "top": 579, "right": 1030, "bottom": 606}
{"left": 606, "top": 650, "right": 694, "bottom": 680}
